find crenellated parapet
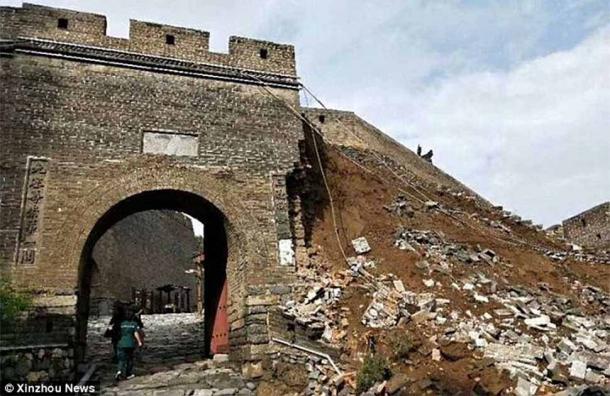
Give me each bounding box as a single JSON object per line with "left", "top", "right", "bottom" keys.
{"left": 0, "top": 3, "right": 297, "bottom": 80}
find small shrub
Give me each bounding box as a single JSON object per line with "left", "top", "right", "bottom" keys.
{"left": 0, "top": 280, "right": 32, "bottom": 327}
{"left": 356, "top": 354, "right": 391, "bottom": 394}
{"left": 390, "top": 333, "right": 415, "bottom": 360}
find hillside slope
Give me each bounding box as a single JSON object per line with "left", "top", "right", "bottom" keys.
{"left": 280, "top": 116, "right": 609, "bottom": 395}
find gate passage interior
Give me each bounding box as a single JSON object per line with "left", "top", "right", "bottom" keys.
{"left": 76, "top": 189, "right": 230, "bottom": 360}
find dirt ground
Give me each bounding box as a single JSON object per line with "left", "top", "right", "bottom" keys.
{"left": 304, "top": 144, "right": 610, "bottom": 394}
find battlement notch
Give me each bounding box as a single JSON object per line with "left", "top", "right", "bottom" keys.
{"left": 0, "top": 3, "right": 296, "bottom": 76}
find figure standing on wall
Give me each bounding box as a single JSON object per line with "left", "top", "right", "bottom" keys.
{"left": 422, "top": 149, "right": 433, "bottom": 163}
{"left": 417, "top": 144, "right": 434, "bottom": 164}
{"left": 115, "top": 306, "right": 143, "bottom": 381}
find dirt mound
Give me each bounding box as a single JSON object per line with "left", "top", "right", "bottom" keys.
{"left": 290, "top": 141, "right": 610, "bottom": 395}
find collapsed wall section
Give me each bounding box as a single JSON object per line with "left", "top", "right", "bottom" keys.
{"left": 302, "top": 108, "right": 492, "bottom": 206}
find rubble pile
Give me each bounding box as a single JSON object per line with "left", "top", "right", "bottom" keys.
{"left": 414, "top": 275, "right": 609, "bottom": 389}
{"left": 280, "top": 146, "right": 610, "bottom": 395}
{"left": 266, "top": 349, "right": 347, "bottom": 396}
{"left": 289, "top": 232, "right": 608, "bottom": 393}
{"left": 394, "top": 227, "right": 501, "bottom": 266}
{"left": 358, "top": 226, "right": 610, "bottom": 391}
{"left": 361, "top": 280, "right": 405, "bottom": 329}
{"left": 382, "top": 195, "right": 414, "bottom": 218}
{"left": 281, "top": 270, "right": 350, "bottom": 343}
{"left": 289, "top": 229, "right": 608, "bottom": 394}
{"left": 417, "top": 272, "right": 610, "bottom": 389}
{"left": 544, "top": 247, "right": 610, "bottom": 265}
{"left": 489, "top": 286, "right": 608, "bottom": 388}
{"left": 360, "top": 277, "right": 437, "bottom": 329}
{"left": 304, "top": 355, "right": 346, "bottom": 395}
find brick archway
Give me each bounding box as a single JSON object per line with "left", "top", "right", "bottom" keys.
{"left": 54, "top": 158, "right": 267, "bottom": 361}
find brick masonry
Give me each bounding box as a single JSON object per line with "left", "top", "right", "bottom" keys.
{"left": 0, "top": 3, "right": 303, "bottom": 363}
{"left": 89, "top": 210, "right": 199, "bottom": 315}
{"left": 563, "top": 202, "right": 610, "bottom": 250}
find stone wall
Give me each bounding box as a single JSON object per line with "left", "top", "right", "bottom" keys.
{"left": 563, "top": 202, "right": 610, "bottom": 250}
{"left": 0, "top": 345, "right": 74, "bottom": 382}
{"left": 0, "top": 3, "right": 296, "bottom": 75}
{"left": 0, "top": 3, "right": 305, "bottom": 361}
{"left": 302, "top": 108, "right": 491, "bottom": 206}
{"left": 89, "top": 210, "right": 199, "bottom": 315}
{"left": 0, "top": 295, "right": 76, "bottom": 382}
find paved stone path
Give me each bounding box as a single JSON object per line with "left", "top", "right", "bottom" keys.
{"left": 87, "top": 313, "right": 209, "bottom": 387}
{"left": 99, "top": 361, "right": 256, "bottom": 395}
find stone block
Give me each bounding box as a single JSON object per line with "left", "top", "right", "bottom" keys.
{"left": 351, "top": 237, "right": 371, "bottom": 254}
{"left": 569, "top": 360, "right": 587, "bottom": 380}
{"left": 514, "top": 377, "right": 537, "bottom": 396}
{"left": 246, "top": 295, "right": 279, "bottom": 307}
{"left": 241, "top": 361, "right": 263, "bottom": 379}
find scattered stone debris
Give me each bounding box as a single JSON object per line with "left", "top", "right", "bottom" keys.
{"left": 394, "top": 227, "right": 501, "bottom": 266}
{"left": 424, "top": 200, "right": 439, "bottom": 210}
{"left": 352, "top": 237, "right": 372, "bottom": 254}
{"left": 515, "top": 376, "right": 538, "bottom": 396}
{"left": 281, "top": 148, "right": 610, "bottom": 395}
{"left": 383, "top": 195, "right": 415, "bottom": 217}
{"left": 281, "top": 272, "right": 348, "bottom": 343}
{"left": 311, "top": 231, "right": 610, "bottom": 393}
{"left": 543, "top": 248, "right": 610, "bottom": 265}
{"left": 348, "top": 255, "right": 376, "bottom": 273}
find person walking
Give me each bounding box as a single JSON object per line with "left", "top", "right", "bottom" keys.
{"left": 131, "top": 304, "right": 145, "bottom": 364}
{"left": 115, "top": 306, "right": 143, "bottom": 381}
{"left": 105, "top": 301, "right": 125, "bottom": 363}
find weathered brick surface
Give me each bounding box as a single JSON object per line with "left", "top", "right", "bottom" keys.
{"left": 0, "top": 3, "right": 296, "bottom": 75}
{"left": 89, "top": 210, "right": 199, "bottom": 315}
{"left": 0, "top": 3, "right": 303, "bottom": 360}
{"left": 563, "top": 202, "right": 610, "bottom": 249}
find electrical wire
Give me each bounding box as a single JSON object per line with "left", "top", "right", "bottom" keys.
{"left": 240, "top": 69, "right": 528, "bottom": 250}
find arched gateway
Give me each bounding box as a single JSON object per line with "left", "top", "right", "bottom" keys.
{"left": 0, "top": 3, "right": 306, "bottom": 377}
{"left": 73, "top": 183, "right": 236, "bottom": 361}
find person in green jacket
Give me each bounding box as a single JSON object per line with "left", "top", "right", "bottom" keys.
{"left": 115, "top": 307, "right": 143, "bottom": 381}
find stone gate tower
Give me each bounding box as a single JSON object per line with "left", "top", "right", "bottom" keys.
{"left": 0, "top": 3, "right": 304, "bottom": 363}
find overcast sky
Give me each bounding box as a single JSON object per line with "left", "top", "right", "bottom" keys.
{"left": 3, "top": 1, "right": 609, "bottom": 226}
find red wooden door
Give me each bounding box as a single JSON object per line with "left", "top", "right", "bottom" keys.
{"left": 210, "top": 279, "right": 229, "bottom": 354}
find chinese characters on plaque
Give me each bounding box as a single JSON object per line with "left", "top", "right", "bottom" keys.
{"left": 17, "top": 158, "right": 48, "bottom": 265}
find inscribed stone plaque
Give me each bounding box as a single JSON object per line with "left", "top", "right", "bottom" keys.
{"left": 17, "top": 157, "right": 49, "bottom": 265}
{"left": 142, "top": 132, "right": 199, "bottom": 156}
